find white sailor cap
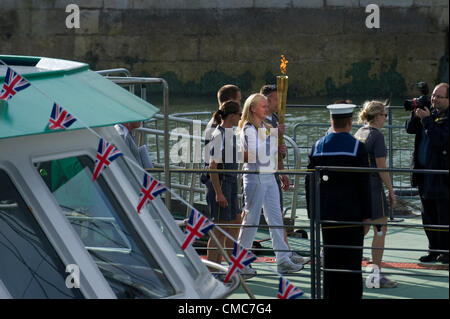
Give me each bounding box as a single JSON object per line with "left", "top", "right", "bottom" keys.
{"left": 327, "top": 103, "right": 356, "bottom": 118}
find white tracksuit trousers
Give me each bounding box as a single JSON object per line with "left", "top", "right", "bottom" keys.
{"left": 238, "top": 174, "right": 290, "bottom": 264}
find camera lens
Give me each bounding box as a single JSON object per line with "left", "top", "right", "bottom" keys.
{"left": 403, "top": 99, "right": 414, "bottom": 111}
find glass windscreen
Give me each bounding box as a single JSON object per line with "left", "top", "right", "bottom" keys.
{"left": 115, "top": 158, "right": 200, "bottom": 279}
{"left": 35, "top": 156, "right": 176, "bottom": 299}
{"left": 0, "top": 169, "right": 83, "bottom": 299}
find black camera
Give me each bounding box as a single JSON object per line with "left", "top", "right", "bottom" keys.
{"left": 404, "top": 82, "right": 431, "bottom": 111}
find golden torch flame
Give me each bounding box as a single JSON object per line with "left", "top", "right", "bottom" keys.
{"left": 280, "top": 54, "right": 288, "bottom": 75}
{"left": 277, "top": 55, "right": 288, "bottom": 152}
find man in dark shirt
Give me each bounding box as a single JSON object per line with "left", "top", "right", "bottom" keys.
{"left": 260, "top": 85, "right": 310, "bottom": 265}
{"left": 406, "top": 83, "right": 449, "bottom": 264}
{"left": 306, "top": 104, "right": 372, "bottom": 299}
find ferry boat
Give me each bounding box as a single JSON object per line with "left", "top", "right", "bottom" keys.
{"left": 0, "top": 55, "right": 236, "bottom": 299}
{"left": 1, "top": 55, "right": 448, "bottom": 300}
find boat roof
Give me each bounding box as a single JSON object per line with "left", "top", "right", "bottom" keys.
{"left": 0, "top": 55, "right": 159, "bottom": 140}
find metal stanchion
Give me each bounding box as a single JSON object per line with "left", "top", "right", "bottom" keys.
{"left": 387, "top": 108, "right": 403, "bottom": 223}
{"left": 314, "top": 169, "right": 322, "bottom": 299}
{"left": 308, "top": 171, "right": 316, "bottom": 299}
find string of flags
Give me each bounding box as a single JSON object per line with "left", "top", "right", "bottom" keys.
{"left": 137, "top": 174, "right": 167, "bottom": 214}
{"left": 0, "top": 63, "right": 304, "bottom": 299}
{"left": 224, "top": 242, "right": 257, "bottom": 284}
{"left": 181, "top": 209, "right": 215, "bottom": 250}
{"left": 93, "top": 138, "right": 123, "bottom": 182}
{"left": 49, "top": 103, "right": 77, "bottom": 130}
{"left": 277, "top": 277, "right": 304, "bottom": 299}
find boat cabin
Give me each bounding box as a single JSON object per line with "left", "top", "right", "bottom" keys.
{"left": 0, "top": 55, "right": 229, "bottom": 299}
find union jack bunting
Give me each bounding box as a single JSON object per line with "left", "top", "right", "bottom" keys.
{"left": 181, "top": 209, "right": 215, "bottom": 250}
{"left": 48, "top": 103, "right": 77, "bottom": 130}
{"left": 0, "top": 67, "right": 31, "bottom": 101}
{"left": 277, "top": 277, "right": 303, "bottom": 299}
{"left": 92, "top": 138, "right": 123, "bottom": 182}
{"left": 224, "top": 242, "right": 257, "bottom": 283}
{"left": 136, "top": 173, "right": 167, "bottom": 213}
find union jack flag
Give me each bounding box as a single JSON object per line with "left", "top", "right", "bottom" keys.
{"left": 224, "top": 242, "right": 257, "bottom": 283}
{"left": 136, "top": 173, "right": 167, "bottom": 213}
{"left": 92, "top": 138, "right": 123, "bottom": 182}
{"left": 48, "top": 103, "right": 77, "bottom": 130}
{"left": 277, "top": 277, "right": 303, "bottom": 299}
{"left": 181, "top": 209, "right": 215, "bottom": 250}
{"left": 0, "top": 67, "right": 31, "bottom": 101}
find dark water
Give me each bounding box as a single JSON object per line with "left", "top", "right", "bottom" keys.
{"left": 147, "top": 95, "right": 414, "bottom": 167}
{"left": 150, "top": 95, "right": 412, "bottom": 126}
{"left": 145, "top": 95, "right": 418, "bottom": 209}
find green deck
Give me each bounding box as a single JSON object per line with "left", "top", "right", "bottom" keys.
{"left": 227, "top": 209, "right": 449, "bottom": 299}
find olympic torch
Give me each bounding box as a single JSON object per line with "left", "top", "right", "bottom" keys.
{"left": 277, "top": 54, "right": 288, "bottom": 149}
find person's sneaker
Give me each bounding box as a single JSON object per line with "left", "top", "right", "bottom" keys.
{"left": 239, "top": 266, "right": 257, "bottom": 279}
{"left": 437, "top": 254, "right": 449, "bottom": 264}
{"left": 419, "top": 253, "right": 439, "bottom": 262}
{"left": 290, "top": 252, "right": 310, "bottom": 265}
{"left": 277, "top": 260, "right": 303, "bottom": 274}
{"left": 379, "top": 276, "right": 398, "bottom": 288}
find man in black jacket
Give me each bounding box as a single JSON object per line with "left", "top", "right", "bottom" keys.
{"left": 306, "top": 104, "right": 372, "bottom": 299}
{"left": 406, "top": 83, "right": 449, "bottom": 264}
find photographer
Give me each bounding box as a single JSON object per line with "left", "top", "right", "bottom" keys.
{"left": 405, "top": 83, "right": 449, "bottom": 264}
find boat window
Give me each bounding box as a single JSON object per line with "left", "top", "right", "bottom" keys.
{"left": 115, "top": 158, "right": 200, "bottom": 279}
{"left": 0, "top": 169, "right": 83, "bottom": 299}
{"left": 35, "top": 156, "right": 176, "bottom": 299}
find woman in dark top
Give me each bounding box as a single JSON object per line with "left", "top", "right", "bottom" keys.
{"left": 355, "top": 100, "right": 398, "bottom": 288}
{"left": 205, "top": 101, "right": 242, "bottom": 268}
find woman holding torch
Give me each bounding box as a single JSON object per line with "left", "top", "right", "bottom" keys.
{"left": 237, "top": 93, "right": 304, "bottom": 275}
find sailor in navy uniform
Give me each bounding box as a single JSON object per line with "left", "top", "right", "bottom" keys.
{"left": 305, "top": 104, "right": 372, "bottom": 299}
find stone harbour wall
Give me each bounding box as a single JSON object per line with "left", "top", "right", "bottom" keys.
{"left": 0, "top": 0, "right": 448, "bottom": 98}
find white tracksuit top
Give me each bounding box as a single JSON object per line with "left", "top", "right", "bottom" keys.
{"left": 240, "top": 122, "right": 279, "bottom": 183}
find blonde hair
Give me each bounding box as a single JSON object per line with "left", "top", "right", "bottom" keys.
{"left": 238, "top": 93, "right": 271, "bottom": 131}
{"left": 357, "top": 100, "right": 387, "bottom": 124}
